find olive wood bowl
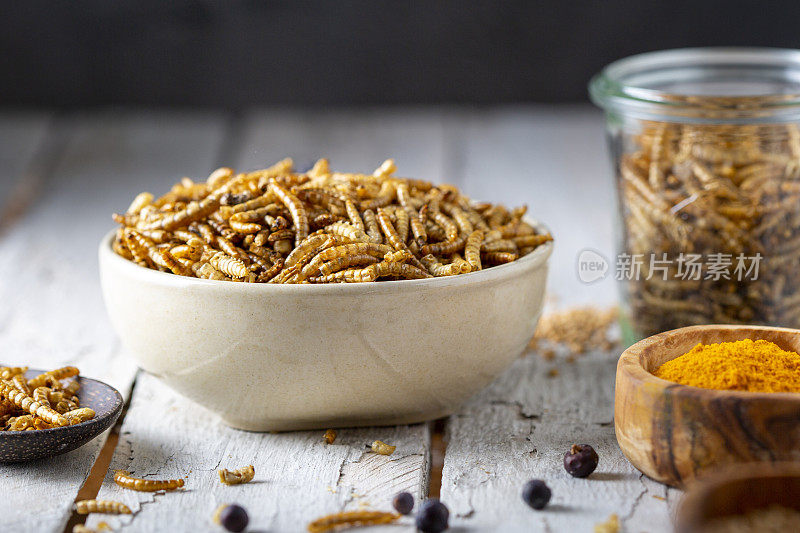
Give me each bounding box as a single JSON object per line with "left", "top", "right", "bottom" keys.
{"left": 615, "top": 324, "right": 800, "bottom": 488}
{"left": 0, "top": 370, "right": 124, "bottom": 462}
{"left": 676, "top": 462, "right": 800, "bottom": 533}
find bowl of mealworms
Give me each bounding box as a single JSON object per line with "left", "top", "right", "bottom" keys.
{"left": 0, "top": 367, "right": 123, "bottom": 462}
{"left": 99, "top": 158, "right": 553, "bottom": 431}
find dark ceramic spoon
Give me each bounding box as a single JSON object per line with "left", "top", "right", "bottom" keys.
{"left": 0, "top": 369, "right": 123, "bottom": 462}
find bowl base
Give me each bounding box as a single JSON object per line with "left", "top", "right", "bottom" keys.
{"left": 220, "top": 408, "right": 454, "bottom": 432}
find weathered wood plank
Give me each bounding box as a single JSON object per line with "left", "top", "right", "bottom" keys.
{"left": 0, "top": 112, "right": 52, "bottom": 229}
{"left": 0, "top": 111, "right": 228, "bottom": 533}
{"left": 440, "top": 350, "right": 680, "bottom": 532}
{"left": 453, "top": 105, "right": 616, "bottom": 306}
{"left": 87, "top": 373, "right": 429, "bottom": 532}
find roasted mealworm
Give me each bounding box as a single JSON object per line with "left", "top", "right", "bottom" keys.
{"left": 420, "top": 254, "right": 460, "bottom": 277}
{"left": 75, "top": 499, "right": 132, "bottom": 515}
{"left": 7, "top": 415, "right": 35, "bottom": 431}
{"left": 431, "top": 211, "right": 459, "bottom": 241}
{"left": 209, "top": 252, "right": 248, "bottom": 279}
{"left": 362, "top": 209, "right": 383, "bottom": 243}
{"left": 55, "top": 399, "right": 79, "bottom": 414}
{"left": 63, "top": 379, "right": 81, "bottom": 396}
{"left": 218, "top": 464, "right": 255, "bottom": 485}
{"left": 32, "top": 387, "right": 51, "bottom": 408}
{"left": 373, "top": 158, "right": 396, "bottom": 177}
{"left": 318, "top": 254, "right": 380, "bottom": 276}
{"left": 28, "top": 367, "right": 80, "bottom": 388}
{"left": 126, "top": 192, "right": 154, "bottom": 215}
{"left": 344, "top": 199, "right": 364, "bottom": 230}
{"left": 64, "top": 407, "right": 95, "bottom": 424}
{"left": 370, "top": 261, "right": 431, "bottom": 280}
{"left": 483, "top": 251, "right": 519, "bottom": 264}
{"left": 451, "top": 253, "right": 472, "bottom": 274}
{"left": 307, "top": 510, "right": 400, "bottom": 533}
{"left": 464, "top": 230, "right": 484, "bottom": 271}
{"left": 394, "top": 206, "right": 410, "bottom": 243}
{"left": 0, "top": 367, "right": 27, "bottom": 380}
{"left": 270, "top": 180, "right": 308, "bottom": 245}
{"left": 370, "top": 440, "right": 397, "bottom": 455}
{"left": 323, "top": 221, "right": 370, "bottom": 242}
{"left": 421, "top": 235, "right": 466, "bottom": 256}
{"left": 482, "top": 239, "right": 518, "bottom": 253}
{"left": 11, "top": 375, "right": 31, "bottom": 396}
{"left": 0, "top": 381, "right": 68, "bottom": 426}
{"left": 113, "top": 470, "right": 185, "bottom": 492}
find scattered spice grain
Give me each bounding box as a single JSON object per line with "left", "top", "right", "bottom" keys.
{"left": 530, "top": 306, "right": 619, "bottom": 358}
{"left": 594, "top": 513, "right": 620, "bottom": 533}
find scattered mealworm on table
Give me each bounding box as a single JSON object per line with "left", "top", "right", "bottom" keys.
{"left": 322, "top": 429, "right": 337, "bottom": 444}
{"left": 75, "top": 499, "right": 132, "bottom": 515}
{"left": 218, "top": 465, "right": 255, "bottom": 485}
{"left": 307, "top": 510, "right": 400, "bottom": 533}
{"left": 370, "top": 440, "right": 397, "bottom": 456}
{"left": 113, "top": 470, "right": 185, "bottom": 492}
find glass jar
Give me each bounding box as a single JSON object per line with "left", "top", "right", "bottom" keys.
{"left": 590, "top": 48, "right": 800, "bottom": 344}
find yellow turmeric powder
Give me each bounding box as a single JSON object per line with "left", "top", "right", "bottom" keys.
{"left": 654, "top": 339, "right": 800, "bottom": 393}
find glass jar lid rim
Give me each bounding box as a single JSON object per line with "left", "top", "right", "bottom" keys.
{"left": 589, "top": 47, "right": 800, "bottom": 122}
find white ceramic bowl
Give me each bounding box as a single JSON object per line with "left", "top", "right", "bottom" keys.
{"left": 99, "top": 226, "right": 553, "bottom": 431}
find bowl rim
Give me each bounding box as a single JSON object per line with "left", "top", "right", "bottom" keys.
{"left": 618, "top": 324, "right": 800, "bottom": 400}
{"left": 99, "top": 218, "right": 554, "bottom": 294}
{"left": 676, "top": 462, "right": 800, "bottom": 532}
{"left": 0, "top": 372, "right": 124, "bottom": 438}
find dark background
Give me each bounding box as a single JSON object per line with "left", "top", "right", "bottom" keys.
{"left": 4, "top": 1, "right": 800, "bottom": 109}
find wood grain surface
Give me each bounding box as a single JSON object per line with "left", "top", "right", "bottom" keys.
{"left": 442, "top": 349, "right": 681, "bottom": 532}
{"left": 85, "top": 373, "right": 430, "bottom": 532}
{"left": 0, "top": 106, "right": 677, "bottom": 532}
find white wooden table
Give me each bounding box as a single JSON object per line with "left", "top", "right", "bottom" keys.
{"left": 0, "top": 107, "right": 679, "bottom": 532}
